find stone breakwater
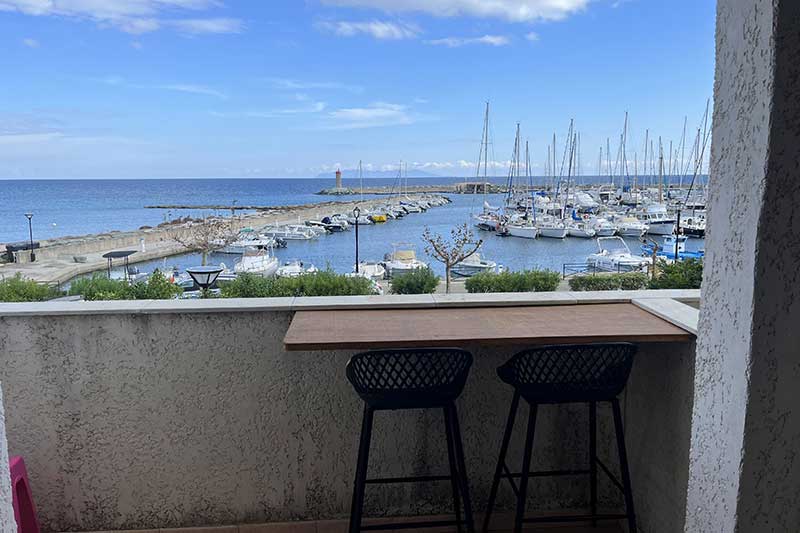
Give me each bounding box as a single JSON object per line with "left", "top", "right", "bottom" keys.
{"left": 0, "top": 194, "right": 441, "bottom": 285}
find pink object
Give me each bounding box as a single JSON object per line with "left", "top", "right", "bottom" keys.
{"left": 9, "top": 457, "right": 40, "bottom": 533}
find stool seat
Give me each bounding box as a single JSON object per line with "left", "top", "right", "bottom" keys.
{"left": 347, "top": 348, "right": 472, "bottom": 409}
{"left": 497, "top": 343, "right": 635, "bottom": 403}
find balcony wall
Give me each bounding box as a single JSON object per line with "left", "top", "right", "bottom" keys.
{"left": 0, "top": 291, "right": 698, "bottom": 533}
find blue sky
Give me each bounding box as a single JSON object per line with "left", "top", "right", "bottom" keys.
{"left": 0, "top": 0, "right": 716, "bottom": 178}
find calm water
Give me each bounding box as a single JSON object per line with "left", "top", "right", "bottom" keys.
{"left": 0, "top": 177, "right": 704, "bottom": 276}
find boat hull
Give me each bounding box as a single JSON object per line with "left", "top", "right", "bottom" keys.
{"left": 539, "top": 227, "right": 568, "bottom": 239}
{"left": 507, "top": 225, "right": 538, "bottom": 239}
{"left": 645, "top": 221, "right": 676, "bottom": 235}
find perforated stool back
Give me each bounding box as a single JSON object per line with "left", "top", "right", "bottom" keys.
{"left": 497, "top": 342, "right": 635, "bottom": 403}
{"left": 346, "top": 348, "right": 472, "bottom": 409}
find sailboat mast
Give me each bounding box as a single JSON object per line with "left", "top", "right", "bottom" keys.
{"left": 643, "top": 129, "right": 649, "bottom": 192}
{"left": 658, "top": 137, "right": 664, "bottom": 203}
{"left": 358, "top": 160, "right": 364, "bottom": 202}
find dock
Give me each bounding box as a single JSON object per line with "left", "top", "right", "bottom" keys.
{"left": 0, "top": 194, "right": 440, "bottom": 285}
{"left": 316, "top": 182, "right": 508, "bottom": 195}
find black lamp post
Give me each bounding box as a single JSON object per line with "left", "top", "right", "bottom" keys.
{"left": 186, "top": 265, "right": 223, "bottom": 298}
{"left": 24, "top": 212, "right": 35, "bottom": 262}
{"left": 353, "top": 206, "right": 360, "bottom": 273}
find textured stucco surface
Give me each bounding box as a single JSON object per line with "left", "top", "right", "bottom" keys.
{"left": 0, "top": 309, "right": 694, "bottom": 533}
{"left": 736, "top": 0, "right": 800, "bottom": 529}
{"left": 686, "top": 0, "right": 800, "bottom": 531}
{"left": 0, "top": 384, "right": 16, "bottom": 533}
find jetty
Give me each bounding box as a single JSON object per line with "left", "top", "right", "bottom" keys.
{"left": 0, "top": 194, "right": 440, "bottom": 285}
{"left": 317, "top": 182, "right": 508, "bottom": 195}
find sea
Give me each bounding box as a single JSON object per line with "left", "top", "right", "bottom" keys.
{"left": 0, "top": 177, "right": 705, "bottom": 277}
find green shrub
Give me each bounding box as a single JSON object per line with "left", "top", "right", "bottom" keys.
{"left": 568, "top": 272, "right": 650, "bottom": 291}
{"left": 68, "top": 270, "right": 182, "bottom": 300}
{"left": 220, "top": 270, "right": 377, "bottom": 298}
{"left": 390, "top": 267, "right": 440, "bottom": 294}
{"left": 0, "top": 273, "right": 60, "bottom": 302}
{"left": 464, "top": 270, "right": 560, "bottom": 293}
{"left": 649, "top": 259, "right": 703, "bottom": 289}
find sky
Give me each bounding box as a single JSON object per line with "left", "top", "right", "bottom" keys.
{"left": 0, "top": 0, "right": 716, "bottom": 179}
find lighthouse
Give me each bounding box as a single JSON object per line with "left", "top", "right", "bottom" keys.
{"left": 335, "top": 168, "right": 342, "bottom": 189}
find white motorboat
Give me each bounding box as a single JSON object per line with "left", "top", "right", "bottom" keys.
{"left": 354, "top": 261, "right": 386, "bottom": 280}
{"left": 262, "top": 225, "right": 318, "bottom": 240}
{"left": 615, "top": 216, "right": 648, "bottom": 237}
{"left": 219, "top": 236, "right": 277, "bottom": 254}
{"left": 382, "top": 243, "right": 428, "bottom": 278}
{"left": 451, "top": 253, "right": 499, "bottom": 277}
{"left": 537, "top": 217, "right": 568, "bottom": 239}
{"left": 567, "top": 221, "right": 597, "bottom": 239}
{"left": 636, "top": 204, "right": 676, "bottom": 235}
{"left": 592, "top": 217, "right": 618, "bottom": 237}
{"left": 276, "top": 260, "right": 319, "bottom": 278}
{"left": 506, "top": 220, "right": 539, "bottom": 239}
{"left": 234, "top": 248, "right": 279, "bottom": 276}
{"left": 587, "top": 237, "right": 650, "bottom": 272}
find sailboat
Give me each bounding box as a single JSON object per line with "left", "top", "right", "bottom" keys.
{"left": 472, "top": 102, "right": 502, "bottom": 231}
{"left": 505, "top": 127, "right": 538, "bottom": 239}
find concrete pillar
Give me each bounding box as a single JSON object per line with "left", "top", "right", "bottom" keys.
{"left": 685, "top": 1, "right": 800, "bottom": 531}
{"left": 0, "top": 384, "right": 17, "bottom": 532}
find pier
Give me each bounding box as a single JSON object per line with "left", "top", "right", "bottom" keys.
{"left": 0, "top": 194, "right": 438, "bottom": 285}
{"left": 316, "top": 182, "right": 508, "bottom": 195}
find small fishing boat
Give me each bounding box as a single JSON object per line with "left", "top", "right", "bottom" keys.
{"left": 354, "top": 261, "right": 387, "bottom": 280}
{"left": 368, "top": 213, "right": 388, "bottom": 223}
{"left": 567, "top": 221, "right": 597, "bottom": 239}
{"left": 451, "top": 253, "right": 499, "bottom": 277}
{"left": 615, "top": 216, "right": 648, "bottom": 238}
{"left": 276, "top": 260, "right": 319, "bottom": 278}
{"left": 591, "top": 217, "right": 618, "bottom": 237}
{"left": 234, "top": 248, "right": 279, "bottom": 276}
{"left": 262, "top": 225, "right": 318, "bottom": 240}
{"left": 382, "top": 243, "right": 428, "bottom": 278}
{"left": 537, "top": 217, "right": 568, "bottom": 239}
{"left": 587, "top": 237, "right": 650, "bottom": 272}
{"left": 636, "top": 203, "right": 676, "bottom": 235}
{"left": 681, "top": 212, "right": 706, "bottom": 237}
{"left": 641, "top": 235, "right": 705, "bottom": 260}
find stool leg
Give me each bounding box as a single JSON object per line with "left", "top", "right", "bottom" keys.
{"left": 448, "top": 403, "right": 475, "bottom": 533}
{"left": 444, "top": 406, "right": 463, "bottom": 533}
{"left": 514, "top": 403, "right": 538, "bottom": 533}
{"left": 482, "top": 391, "right": 520, "bottom": 533}
{"left": 611, "top": 399, "right": 637, "bottom": 533}
{"left": 349, "top": 405, "right": 375, "bottom": 533}
{"left": 589, "top": 401, "right": 597, "bottom": 526}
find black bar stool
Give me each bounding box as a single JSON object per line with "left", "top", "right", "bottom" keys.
{"left": 346, "top": 348, "right": 475, "bottom": 533}
{"left": 482, "top": 343, "right": 637, "bottom": 533}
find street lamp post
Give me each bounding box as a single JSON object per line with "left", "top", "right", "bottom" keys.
{"left": 24, "top": 213, "right": 35, "bottom": 262}
{"left": 186, "top": 265, "right": 224, "bottom": 298}
{"left": 353, "top": 206, "right": 360, "bottom": 273}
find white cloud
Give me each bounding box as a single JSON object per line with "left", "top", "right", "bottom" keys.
{"left": 0, "top": 0, "right": 243, "bottom": 35}
{"left": 524, "top": 31, "right": 539, "bottom": 41}
{"left": 22, "top": 37, "right": 39, "bottom": 47}
{"left": 170, "top": 17, "right": 243, "bottom": 34}
{"left": 266, "top": 77, "right": 364, "bottom": 93}
{"left": 155, "top": 84, "right": 228, "bottom": 99}
{"left": 212, "top": 100, "right": 328, "bottom": 119}
{"left": 425, "top": 34, "right": 509, "bottom": 47}
{"left": 316, "top": 20, "right": 419, "bottom": 40}
{"left": 94, "top": 76, "right": 227, "bottom": 99}
{"left": 319, "top": 0, "right": 590, "bottom": 23}
{"left": 130, "top": 40, "right": 143, "bottom": 49}
{"left": 326, "top": 102, "right": 417, "bottom": 129}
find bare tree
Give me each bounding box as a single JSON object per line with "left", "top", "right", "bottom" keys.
{"left": 422, "top": 224, "right": 483, "bottom": 293}
{"left": 171, "top": 215, "right": 237, "bottom": 266}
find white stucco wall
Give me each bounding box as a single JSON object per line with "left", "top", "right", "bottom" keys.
{"left": 686, "top": 0, "right": 800, "bottom": 531}
{"left": 0, "top": 384, "right": 17, "bottom": 533}
{"left": 0, "top": 294, "right": 698, "bottom": 532}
